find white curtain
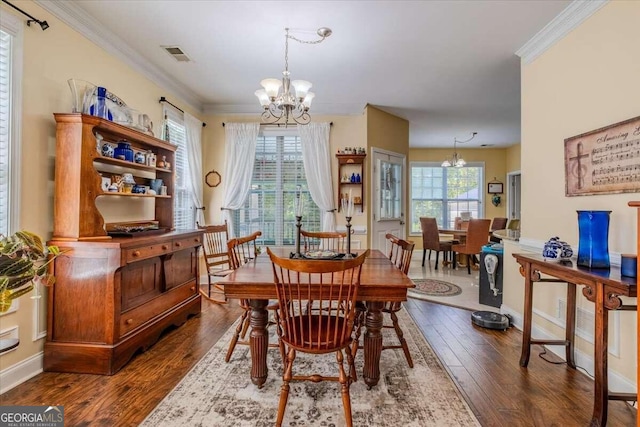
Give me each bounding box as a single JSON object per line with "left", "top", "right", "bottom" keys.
{"left": 221, "top": 123, "right": 260, "bottom": 237}
{"left": 298, "top": 123, "right": 335, "bottom": 231}
{"left": 184, "top": 112, "right": 204, "bottom": 227}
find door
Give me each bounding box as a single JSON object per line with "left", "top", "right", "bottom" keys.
{"left": 507, "top": 171, "right": 521, "bottom": 220}
{"left": 370, "top": 149, "right": 406, "bottom": 252}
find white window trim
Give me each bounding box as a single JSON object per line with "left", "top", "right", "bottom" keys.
{"left": 1, "top": 11, "right": 24, "bottom": 234}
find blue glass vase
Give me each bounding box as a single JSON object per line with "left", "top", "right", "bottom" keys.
{"left": 576, "top": 210, "right": 611, "bottom": 269}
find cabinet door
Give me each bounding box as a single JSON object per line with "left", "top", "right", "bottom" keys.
{"left": 164, "top": 247, "right": 198, "bottom": 290}
{"left": 120, "top": 257, "right": 163, "bottom": 311}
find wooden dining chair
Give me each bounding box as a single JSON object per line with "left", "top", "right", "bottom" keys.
{"left": 452, "top": 219, "right": 491, "bottom": 274}
{"left": 197, "top": 221, "right": 234, "bottom": 304}
{"left": 489, "top": 217, "right": 508, "bottom": 243}
{"left": 419, "top": 217, "right": 457, "bottom": 269}
{"left": 507, "top": 218, "right": 521, "bottom": 231}
{"left": 268, "top": 248, "right": 368, "bottom": 427}
{"left": 380, "top": 234, "right": 415, "bottom": 368}
{"left": 300, "top": 229, "right": 347, "bottom": 252}
{"left": 225, "top": 231, "right": 281, "bottom": 363}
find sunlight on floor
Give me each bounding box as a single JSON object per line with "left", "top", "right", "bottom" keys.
{"left": 407, "top": 252, "right": 499, "bottom": 312}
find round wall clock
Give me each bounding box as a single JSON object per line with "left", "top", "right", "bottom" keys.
{"left": 205, "top": 170, "right": 222, "bottom": 187}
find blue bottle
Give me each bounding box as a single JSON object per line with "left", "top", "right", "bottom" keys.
{"left": 351, "top": 173, "right": 356, "bottom": 183}
{"left": 356, "top": 173, "right": 361, "bottom": 183}
{"left": 94, "top": 87, "right": 110, "bottom": 119}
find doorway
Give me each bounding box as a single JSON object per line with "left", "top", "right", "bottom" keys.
{"left": 507, "top": 171, "right": 521, "bottom": 221}
{"left": 370, "top": 148, "right": 406, "bottom": 251}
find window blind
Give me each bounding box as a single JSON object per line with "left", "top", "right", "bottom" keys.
{"left": 164, "top": 110, "right": 196, "bottom": 230}
{"left": 235, "top": 135, "right": 320, "bottom": 245}
{"left": 0, "top": 29, "right": 12, "bottom": 236}
{"left": 410, "top": 163, "right": 484, "bottom": 232}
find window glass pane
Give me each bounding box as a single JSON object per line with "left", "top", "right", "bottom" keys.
{"left": 235, "top": 135, "right": 320, "bottom": 246}
{"left": 0, "top": 29, "right": 12, "bottom": 236}
{"left": 166, "top": 118, "right": 196, "bottom": 230}
{"left": 409, "top": 163, "right": 483, "bottom": 233}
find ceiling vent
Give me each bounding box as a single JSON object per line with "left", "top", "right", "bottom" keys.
{"left": 162, "top": 46, "right": 191, "bottom": 62}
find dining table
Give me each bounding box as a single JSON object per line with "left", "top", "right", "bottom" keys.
{"left": 220, "top": 248, "right": 415, "bottom": 389}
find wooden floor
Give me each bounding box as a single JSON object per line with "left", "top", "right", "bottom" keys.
{"left": 0, "top": 298, "right": 636, "bottom": 426}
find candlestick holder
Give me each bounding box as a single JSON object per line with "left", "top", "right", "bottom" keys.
{"left": 291, "top": 215, "right": 304, "bottom": 259}
{"left": 344, "top": 216, "right": 354, "bottom": 259}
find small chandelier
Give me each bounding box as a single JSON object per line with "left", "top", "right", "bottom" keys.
{"left": 442, "top": 132, "right": 477, "bottom": 167}
{"left": 255, "top": 27, "right": 332, "bottom": 126}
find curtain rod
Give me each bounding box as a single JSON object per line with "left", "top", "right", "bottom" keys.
{"left": 159, "top": 97, "right": 207, "bottom": 127}
{"left": 222, "top": 122, "right": 333, "bottom": 127}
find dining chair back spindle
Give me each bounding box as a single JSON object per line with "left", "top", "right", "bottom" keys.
{"left": 452, "top": 219, "right": 491, "bottom": 274}
{"left": 300, "top": 230, "right": 347, "bottom": 253}
{"left": 268, "top": 248, "right": 368, "bottom": 427}
{"left": 197, "top": 221, "right": 233, "bottom": 303}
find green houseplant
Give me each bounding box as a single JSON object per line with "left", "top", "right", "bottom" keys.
{"left": 0, "top": 231, "right": 60, "bottom": 313}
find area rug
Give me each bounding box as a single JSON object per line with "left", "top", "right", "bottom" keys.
{"left": 409, "top": 278, "right": 463, "bottom": 299}
{"left": 141, "top": 309, "right": 480, "bottom": 427}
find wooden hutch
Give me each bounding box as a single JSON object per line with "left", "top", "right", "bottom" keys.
{"left": 44, "top": 114, "right": 202, "bottom": 375}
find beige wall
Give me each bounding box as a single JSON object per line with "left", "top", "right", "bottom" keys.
{"left": 0, "top": 2, "right": 205, "bottom": 372}
{"left": 505, "top": 144, "right": 521, "bottom": 173}
{"left": 504, "top": 1, "right": 639, "bottom": 387}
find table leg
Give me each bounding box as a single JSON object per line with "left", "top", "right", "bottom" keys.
{"left": 363, "top": 301, "right": 384, "bottom": 389}
{"left": 519, "top": 262, "right": 533, "bottom": 367}
{"left": 592, "top": 283, "right": 608, "bottom": 426}
{"left": 249, "top": 299, "right": 269, "bottom": 388}
{"left": 565, "top": 282, "right": 577, "bottom": 369}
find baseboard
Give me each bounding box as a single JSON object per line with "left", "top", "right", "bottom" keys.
{"left": 500, "top": 304, "right": 635, "bottom": 394}
{"left": 0, "top": 351, "right": 43, "bottom": 394}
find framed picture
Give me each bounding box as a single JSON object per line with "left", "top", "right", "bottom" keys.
{"left": 205, "top": 170, "right": 222, "bottom": 187}
{"left": 487, "top": 182, "right": 503, "bottom": 194}
{"left": 564, "top": 115, "right": 640, "bottom": 196}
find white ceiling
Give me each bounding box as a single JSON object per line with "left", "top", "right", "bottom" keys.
{"left": 48, "top": 0, "right": 573, "bottom": 148}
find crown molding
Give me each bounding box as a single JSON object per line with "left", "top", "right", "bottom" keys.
{"left": 204, "top": 102, "right": 366, "bottom": 116}
{"left": 34, "top": 0, "right": 204, "bottom": 112}
{"left": 516, "top": 0, "right": 608, "bottom": 64}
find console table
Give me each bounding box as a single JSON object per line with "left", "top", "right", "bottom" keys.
{"left": 513, "top": 253, "right": 637, "bottom": 427}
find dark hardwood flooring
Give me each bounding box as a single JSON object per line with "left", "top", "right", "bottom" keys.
{"left": 0, "top": 298, "right": 636, "bottom": 426}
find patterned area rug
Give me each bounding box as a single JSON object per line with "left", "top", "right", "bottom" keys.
{"left": 141, "top": 309, "right": 480, "bottom": 427}
{"left": 409, "top": 279, "right": 463, "bottom": 299}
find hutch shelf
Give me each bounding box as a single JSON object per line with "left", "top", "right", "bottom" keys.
{"left": 336, "top": 153, "right": 366, "bottom": 212}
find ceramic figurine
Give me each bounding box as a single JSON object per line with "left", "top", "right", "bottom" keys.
{"left": 101, "top": 142, "right": 115, "bottom": 158}
{"left": 542, "top": 237, "right": 573, "bottom": 261}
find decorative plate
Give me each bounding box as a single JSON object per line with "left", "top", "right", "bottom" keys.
{"left": 304, "top": 250, "right": 341, "bottom": 260}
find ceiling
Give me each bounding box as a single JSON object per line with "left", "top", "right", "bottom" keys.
{"left": 47, "top": 1, "right": 572, "bottom": 148}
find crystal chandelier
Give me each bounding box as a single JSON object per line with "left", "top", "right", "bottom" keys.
{"left": 442, "top": 132, "right": 478, "bottom": 167}
{"left": 255, "top": 27, "right": 332, "bottom": 126}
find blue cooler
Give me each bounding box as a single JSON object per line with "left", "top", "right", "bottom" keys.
{"left": 479, "top": 243, "right": 504, "bottom": 308}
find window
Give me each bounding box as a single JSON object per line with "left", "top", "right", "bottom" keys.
{"left": 0, "top": 14, "right": 22, "bottom": 237}
{"left": 163, "top": 109, "right": 195, "bottom": 229}
{"left": 234, "top": 133, "right": 320, "bottom": 245}
{"left": 410, "top": 162, "right": 484, "bottom": 233}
